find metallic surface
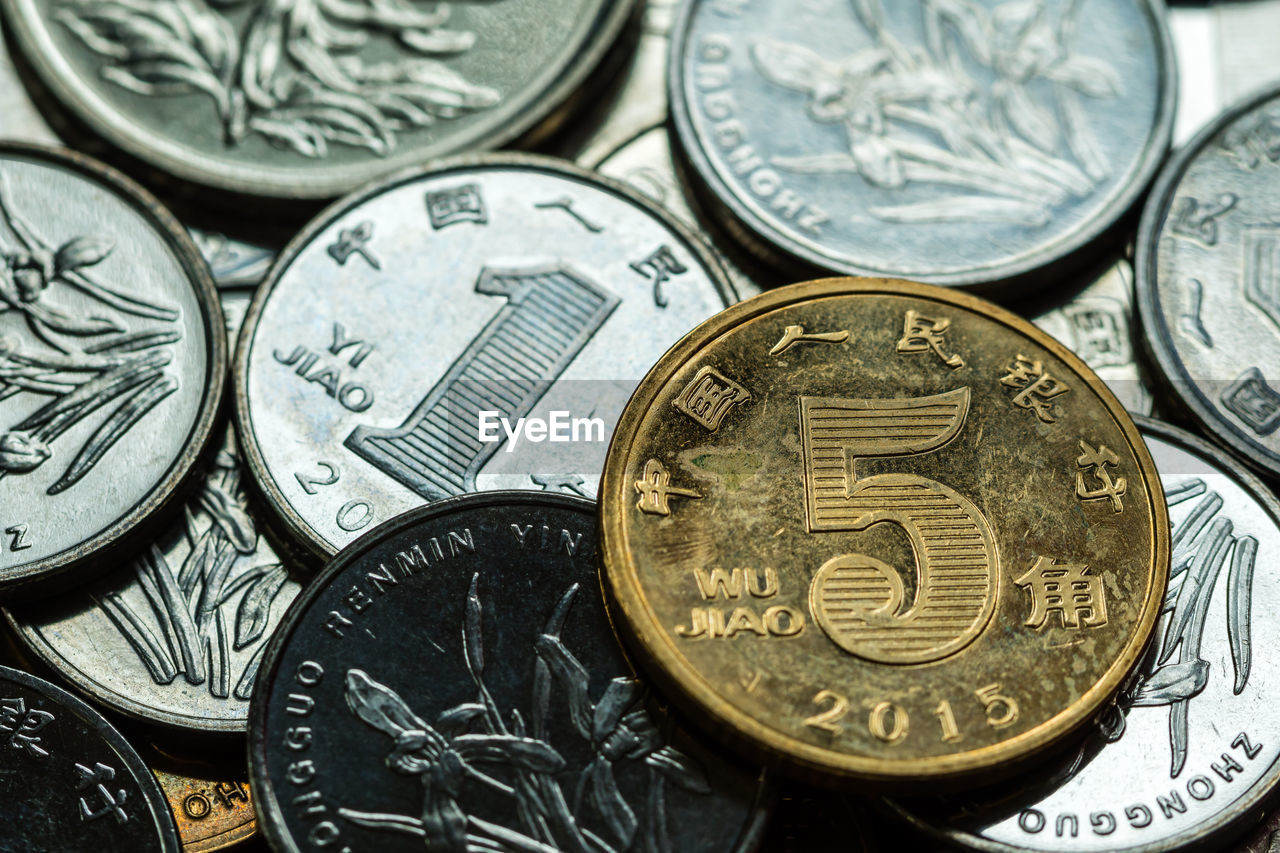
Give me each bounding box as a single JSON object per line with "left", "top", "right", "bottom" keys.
{"left": 669, "top": 0, "right": 1176, "bottom": 289}
{"left": 0, "top": 663, "right": 181, "bottom": 852}
{"left": 0, "top": 143, "right": 224, "bottom": 595}
{"left": 599, "top": 277, "right": 1167, "bottom": 783}
{"left": 1029, "top": 259, "right": 1155, "bottom": 416}
{"left": 5, "top": 286, "right": 298, "bottom": 732}
{"left": 149, "top": 746, "right": 256, "bottom": 853}
{"left": 1, "top": 0, "right": 637, "bottom": 199}
{"left": 236, "top": 153, "right": 735, "bottom": 557}
{"left": 594, "top": 123, "right": 765, "bottom": 298}
{"left": 886, "top": 417, "right": 1280, "bottom": 852}
{"left": 248, "top": 491, "right": 771, "bottom": 853}
{"left": 1136, "top": 83, "right": 1280, "bottom": 481}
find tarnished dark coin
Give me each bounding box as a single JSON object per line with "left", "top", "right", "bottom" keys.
{"left": 1, "top": 0, "right": 636, "bottom": 200}
{"left": 887, "top": 417, "right": 1280, "bottom": 852}
{"left": 0, "top": 663, "right": 180, "bottom": 852}
{"left": 669, "top": 0, "right": 1175, "bottom": 290}
{"left": 1137, "top": 83, "right": 1280, "bottom": 481}
{"left": 236, "top": 154, "right": 735, "bottom": 558}
{"left": 600, "top": 277, "right": 1167, "bottom": 784}
{"left": 248, "top": 491, "right": 770, "bottom": 853}
{"left": 5, "top": 286, "right": 298, "bottom": 732}
{"left": 0, "top": 144, "right": 224, "bottom": 596}
{"left": 1030, "top": 259, "right": 1155, "bottom": 416}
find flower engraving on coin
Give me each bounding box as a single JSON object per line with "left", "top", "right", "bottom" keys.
{"left": 93, "top": 443, "right": 288, "bottom": 702}
{"left": 750, "top": 0, "right": 1121, "bottom": 225}
{"left": 1100, "top": 477, "right": 1258, "bottom": 776}
{"left": 338, "top": 575, "right": 712, "bottom": 852}
{"left": 55, "top": 0, "right": 504, "bottom": 159}
{"left": 0, "top": 175, "right": 180, "bottom": 491}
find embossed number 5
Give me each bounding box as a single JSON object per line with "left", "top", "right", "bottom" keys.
{"left": 799, "top": 387, "right": 1000, "bottom": 664}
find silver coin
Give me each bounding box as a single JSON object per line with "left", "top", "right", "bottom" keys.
{"left": 669, "top": 0, "right": 1176, "bottom": 289}
{"left": 887, "top": 417, "right": 1280, "bottom": 852}
{"left": 0, "top": 144, "right": 224, "bottom": 596}
{"left": 0, "top": 664, "right": 181, "bottom": 851}
{"left": 4, "top": 290, "right": 298, "bottom": 734}
{"left": 594, "top": 123, "right": 765, "bottom": 298}
{"left": 189, "top": 229, "right": 276, "bottom": 291}
{"left": 0, "top": 28, "right": 58, "bottom": 147}
{"left": 1168, "top": 1, "right": 1280, "bottom": 146}
{"left": 1, "top": 0, "right": 637, "bottom": 200}
{"left": 235, "top": 153, "right": 735, "bottom": 557}
{"left": 1029, "top": 259, "right": 1154, "bottom": 415}
{"left": 569, "top": 0, "right": 680, "bottom": 167}
{"left": 1136, "top": 83, "right": 1280, "bottom": 480}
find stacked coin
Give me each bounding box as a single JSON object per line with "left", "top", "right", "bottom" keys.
{"left": 2, "top": 0, "right": 1280, "bottom": 850}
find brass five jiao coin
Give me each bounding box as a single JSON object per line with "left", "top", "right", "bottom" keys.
{"left": 599, "top": 277, "right": 1169, "bottom": 784}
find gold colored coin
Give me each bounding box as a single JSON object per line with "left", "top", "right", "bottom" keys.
{"left": 600, "top": 278, "right": 1168, "bottom": 784}
{"left": 147, "top": 746, "right": 256, "bottom": 852}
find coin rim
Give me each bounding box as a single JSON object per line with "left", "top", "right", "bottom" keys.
{"left": 233, "top": 151, "right": 737, "bottom": 559}
{"left": 246, "top": 489, "right": 772, "bottom": 853}
{"left": 666, "top": 0, "right": 1178, "bottom": 288}
{"left": 598, "top": 276, "right": 1170, "bottom": 782}
{"left": 1135, "top": 82, "right": 1280, "bottom": 480}
{"left": 0, "top": 0, "right": 639, "bottom": 200}
{"left": 0, "top": 662, "right": 182, "bottom": 851}
{"left": 0, "top": 141, "right": 226, "bottom": 596}
{"left": 883, "top": 414, "right": 1280, "bottom": 852}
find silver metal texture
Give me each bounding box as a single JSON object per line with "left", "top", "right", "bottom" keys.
{"left": 0, "top": 143, "right": 225, "bottom": 596}
{"left": 668, "top": 0, "right": 1176, "bottom": 290}
{"left": 1, "top": 0, "right": 638, "bottom": 200}
{"left": 0, "top": 663, "right": 181, "bottom": 852}
{"left": 594, "top": 123, "right": 764, "bottom": 298}
{"left": 1029, "top": 259, "right": 1154, "bottom": 415}
{"left": 4, "top": 288, "right": 299, "bottom": 734}
{"left": 235, "top": 153, "right": 736, "bottom": 558}
{"left": 248, "top": 491, "right": 771, "bottom": 853}
{"left": 190, "top": 229, "right": 276, "bottom": 291}
{"left": 1136, "top": 83, "right": 1280, "bottom": 481}
{"left": 886, "top": 417, "right": 1280, "bottom": 852}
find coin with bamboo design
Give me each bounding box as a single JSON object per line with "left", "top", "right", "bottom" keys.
{"left": 885, "top": 418, "right": 1280, "bottom": 852}
{"left": 599, "top": 278, "right": 1168, "bottom": 784}
{"left": 0, "top": 143, "right": 225, "bottom": 597}
{"left": 1, "top": 0, "right": 637, "bottom": 199}
{"left": 249, "top": 491, "right": 771, "bottom": 853}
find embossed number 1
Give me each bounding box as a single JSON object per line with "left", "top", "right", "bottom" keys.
{"left": 799, "top": 387, "right": 1001, "bottom": 665}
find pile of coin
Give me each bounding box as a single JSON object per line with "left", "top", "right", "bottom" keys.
{"left": 2, "top": 0, "right": 1279, "bottom": 850}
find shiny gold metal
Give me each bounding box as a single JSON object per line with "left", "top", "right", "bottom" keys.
{"left": 148, "top": 746, "right": 255, "bottom": 852}
{"left": 600, "top": 277, "right": 1169, "bottom": 785}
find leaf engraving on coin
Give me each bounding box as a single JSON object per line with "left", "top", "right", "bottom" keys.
{"left": 0, "top": 176, "right": 181, "bottom": 492}
{"left": 750, "top": 0, "right": 1119, "bottom": 226}
{"left": 56, "top": 0, "right": 503, "bottom": 159}
{"left": 1105, "top": 477, "right": 1258, "bottom": 777}
{"left": 336, "top": 575, "right": 710, "bottom": 852}
{"left": 94, "top": 444, "right": 288, "bottom": 703}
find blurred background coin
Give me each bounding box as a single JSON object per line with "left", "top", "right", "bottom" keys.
{"left": 0, "top": 664, "right": 180, "bottom": 851}
{"left": 0, "top": 144, "right": 224, "bottom": 597}
{"left": 236, "top": 154, "right": 735, "bottom": 558}
{"left": 1029, "top": 258, "right": 1155, "bottom": 416}
{"left": 600, "top": 277, "right": 1167, "bottom": 784}
{"left": 887, "top": 417, "right": 1280, "bottom": 852}
{"left": 1137, "top": 83, "right": 1280, "bottom": 481}
{"left": 249, "top": 491, "right": 771, "bottom": 853}
{"left": 0, "top": 0, "right": 637, "bottom": 200}
{"left": 668, "top": 0, "right": 1175, "bottom": 292}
